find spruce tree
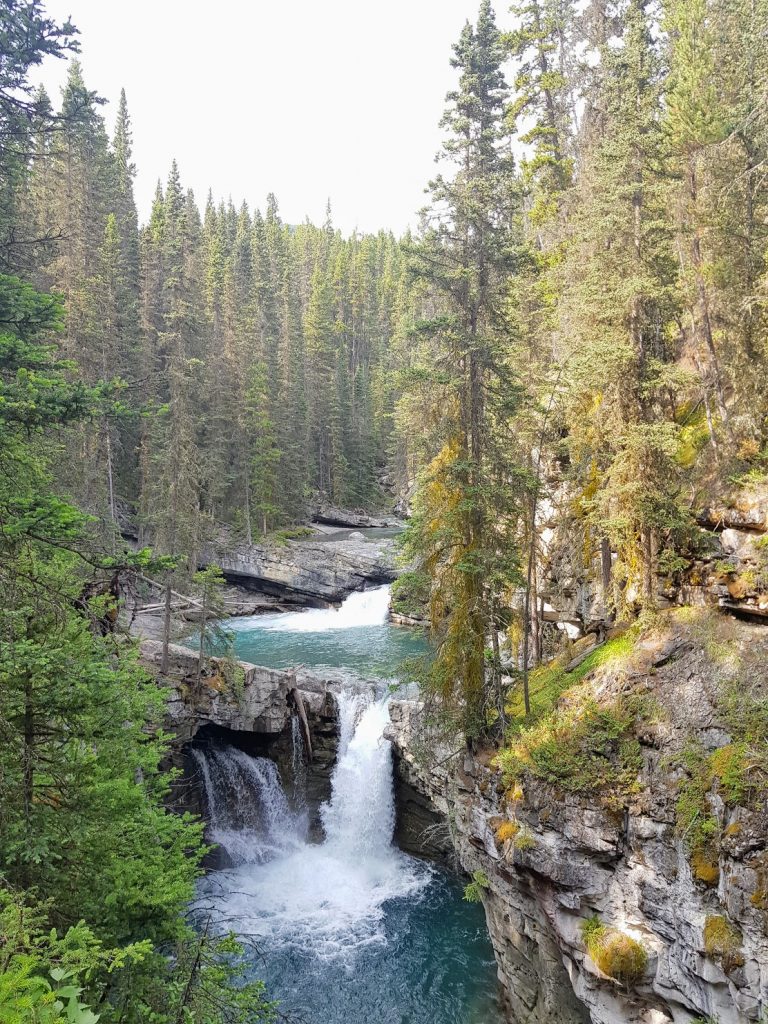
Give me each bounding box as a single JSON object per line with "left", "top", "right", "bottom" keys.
{"left": 404, "top": 1, "right": 526, "bottom": 738}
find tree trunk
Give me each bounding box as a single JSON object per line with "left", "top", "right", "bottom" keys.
{"left": 161, "top": 578, "right": 172, "bottom": 674}
{"left": 22, "top": 675, "right": 34, "bottom": 884}
{"left": 600, "top": 536, "right": 613, "bottom": 619}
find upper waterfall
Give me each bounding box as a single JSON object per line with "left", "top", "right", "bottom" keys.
{"left": 258, "top": 585, "right": 392, "bottom": 633}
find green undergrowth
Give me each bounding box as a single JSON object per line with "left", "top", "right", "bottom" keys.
{"left": 497, "top": 694, "right": 644, "bottom": 798}
{"left": 463, "top": 870, "right": 490, "bottom": 903}
{"left": 671, "top": 612, "right": 768, "bottom": 886}
{"left": 497, "top": 627, "right": 646, "bottom": 799}
{"left": 270, "top": 526, "right": 315, "bottom": 545}
{"left": 505, "top": 626, "right": 639, "bottom": 722}
{"left": 674, "top": 679, "right": 768, "bottom": 886}
{"left": 390, "top": 570, "right": 430, "bottom": 620}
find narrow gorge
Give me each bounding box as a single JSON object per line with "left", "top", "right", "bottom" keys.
{"left": 4, "top": 2, "right": 768, "bottom": 1021}
{"left": 145, "top": 552, "right": 504, "bottom": 1024}
{"left": 134, "top": 500, "right": 768, "bottom": 1024}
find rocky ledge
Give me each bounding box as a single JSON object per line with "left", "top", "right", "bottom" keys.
{"left": 309, "top": 500, "right": 404, "bottom": 529}
{"left": 388, "top": 612, "right": 768, "bottom": 1024}
{"left": 201, "top": 533, "right": 397, "bottom": 605}
{"left": 141, "top": 640, "right": 385, "bottom": 836}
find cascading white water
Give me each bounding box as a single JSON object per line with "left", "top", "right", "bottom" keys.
{"left": 290, "top": 713, "right": 307, "bottom": 808}
{"left": 321, "top": 695, "right": 395, "bottom": 859}
{"left": 192, "top": 613, "right": 503, "bottom": 1024}
{"left": 192, "top": 746, "right": 306, "bottom": 864}
{"left": 195, "top": 689, "right": 429, "bottom": 958}
{"left": 237, "top": 584, "right": 391, "bottom": 634}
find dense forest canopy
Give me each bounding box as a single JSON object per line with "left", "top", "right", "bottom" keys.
{"left": 1, "top": 0, "right": 768, "bottom": 1018}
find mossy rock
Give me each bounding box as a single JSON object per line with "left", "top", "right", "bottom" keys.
{"left": 581, "top": 916, "right": 648, "bottom": 987}
{"left": 703, "top": 915, "right": 744, "bottom": 972}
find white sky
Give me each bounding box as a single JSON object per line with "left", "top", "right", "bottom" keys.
{"left": 34, "top": 0, "right": 513, "bottom": 235}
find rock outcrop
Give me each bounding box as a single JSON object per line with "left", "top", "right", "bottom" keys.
{"left": 309, "top": 501, "right": 404, "bottom": 529}
{"left": 143, "top": 640, "right": 385, "bottom": 835}
{"left": 201, "top": 534, "right": 397, "bottom": 605}
{"left": 538, "top": 477, "right": 768, "bottom": 642}
{"left": 388, "top": 614, "right": 768, "bottom": 1024}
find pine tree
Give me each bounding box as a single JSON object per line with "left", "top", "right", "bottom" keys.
{"left": 558, "top": 0, "right": 686, "bottom": 608}
{"left": 404, "top": 1, "right": 527, "bottom": 738}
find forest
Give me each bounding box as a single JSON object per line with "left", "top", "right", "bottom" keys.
{"left": 1, "top": 0, "right": 767, "bottom": 1020}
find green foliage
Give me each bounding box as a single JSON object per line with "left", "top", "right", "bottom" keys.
{"left": 512, "top": 826, "right": 536, "bottom": 852}
{"left": 0, "top": 888, "right": 277, "bottom": 1024}
{"left": 498, "top": 692, "right": 643, "bottom": 797}
{"left": 580, "top": 917, "right": 648, "bottom": 987}
{"left": 463, "top": 870, "right": 491, "bottom": 903}
{"left": 270, "top": 526, "right": 315, "bottom": 545}
{"left": 390, "top": 570, "right": 430, "bottom": 619}
{"left": 675, "top": 683, "right": 768, "bottom": 881}
{"left": 506, "top": 628, "right": 639, "bottom": 721}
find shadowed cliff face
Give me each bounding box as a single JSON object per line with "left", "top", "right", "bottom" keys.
{"left": 388, "top": 614, "right": 768, "bottom": 1024}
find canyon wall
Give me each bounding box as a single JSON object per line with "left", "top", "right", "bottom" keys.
{"left": 388, "top": 614, "right": 768, "bottom": 1024}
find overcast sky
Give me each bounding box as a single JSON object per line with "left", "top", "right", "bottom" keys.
{"left": 34, "top": 0, "right": 513, "bottom": 235}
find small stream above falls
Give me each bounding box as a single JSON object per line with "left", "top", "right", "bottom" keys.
{"left": 191, "top": 586, "right": 504, "bottom": 1024}
{"left": 225, "top": 584, "right": 428, "bottom": 675}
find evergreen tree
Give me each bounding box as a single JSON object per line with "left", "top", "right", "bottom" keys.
{"left": 557, "top": 0, "right": 686, "bottom": 608}
{"left": 403, "top": 1, "right": 527, "bottom": 738}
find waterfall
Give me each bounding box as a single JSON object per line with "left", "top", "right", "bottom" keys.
{"left": 321, "top": 695, "right": 395, "bottom": 859}
{"left": 194, "top": 689, "right": 429, "bottom": 958}
{"left": 191, "top": 746, "right": 305, "bottom": 864}
{"left": 290, "top": 713, "right": 307, "bottom": 807}
{"left": 255, "top": 584, "right": 391, "bottom": 633}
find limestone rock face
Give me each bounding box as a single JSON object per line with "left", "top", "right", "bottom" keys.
{"left": 200, "top": 535, "right": 397, "bottom": 604}
{"left": 309, "top": 501, "right": 404, "bottom": 529}
{"left": 141, "top": 640, "right": 297, "bottom": 740}
{"left": 141, "top": 640, "right": 384, "bottom": 742}
{"left": 387, "top": 621, "right": 768, "bottom": 1024}
{"left": 533, "top": 476, "right": 768, "bottom": 642}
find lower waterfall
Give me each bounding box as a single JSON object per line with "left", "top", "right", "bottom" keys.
{"left": 193, "top": 691, "right": 503, "bottom": 1023}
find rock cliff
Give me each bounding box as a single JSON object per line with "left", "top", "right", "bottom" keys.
{"left": 388, "top": 612, "right": 768, "bottom": 1024}
{"left": 200, "top": 533, "right": 397, "bottom": 604}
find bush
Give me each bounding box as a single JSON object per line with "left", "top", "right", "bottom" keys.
{"left": 463, "top": 870, "right": 490, "bottom": 903}
{"left": 703, "top": 915, "right": 743, "bottom": 972}
{"left": 495, "top": 820, "right": 520, "bottom": 844}
{"left": 513, "top": 826, "right": 536, "bottom": 852}
{"left": 581, "top": 916, "right": 648, "bottom": 987}
{"left": 270, "top": 526, "right": 315, "bottom": 545}
{"left": 390, "top": 570, "right": 431, "bottom": 619}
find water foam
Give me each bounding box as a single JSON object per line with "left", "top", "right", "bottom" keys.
{"left": 191, "top": 747, "right": 306, "bottom": 865}
{"left": 194, "top": 690, "right": 429, "bottom": 959}
{"left": 231, "top": 584, "right": 391, "bottom": 634}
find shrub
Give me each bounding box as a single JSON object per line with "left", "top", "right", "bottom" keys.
{"left": 495, "top": 820, "right": 520, "bottom": 844}
{"left": 703, "top": 915, "right": 743, "bottom": 972}
{"left": 581, "top": 916, "right": 648, "bottom": 987}
{"left": 513, "top": 826, "right": 536, "bottom": 852}
{"left": 463, "top": 870, "right": 490, "bottom": 903}
{"left": 271, "top": 526, "right": 315, "bottom": 545}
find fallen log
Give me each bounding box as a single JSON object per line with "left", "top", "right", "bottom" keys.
{"left": 291, "top": 687, "right": 314, "bottom": 761}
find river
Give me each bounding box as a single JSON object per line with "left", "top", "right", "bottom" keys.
{"left": 191, "top": 582, "right": 504, "bottom": 1024}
